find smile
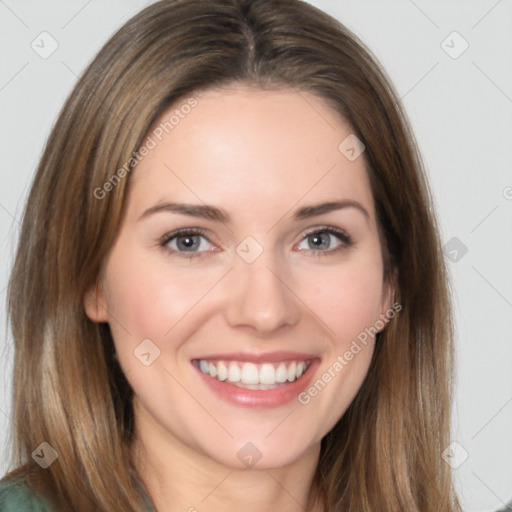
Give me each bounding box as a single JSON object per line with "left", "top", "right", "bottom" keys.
{"left": 196, "top": 359, "right": 311, "bottom": 389}
{"left": 191, "top": 354, "right": 320, "bottom": 408}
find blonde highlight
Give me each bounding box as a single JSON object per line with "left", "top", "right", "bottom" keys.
{"left": 5, "top": 1, "right": 461, "bottom": 510}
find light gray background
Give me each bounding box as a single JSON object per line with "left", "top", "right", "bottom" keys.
{"left": 0, "top": 1, "right": 511, "bottom": 510}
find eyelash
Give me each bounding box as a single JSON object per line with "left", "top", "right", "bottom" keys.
{"left": 158, "top": 226, "right": 354, "bottom": 260}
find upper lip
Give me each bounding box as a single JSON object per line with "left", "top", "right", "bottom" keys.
{"left": 192, "top": 351, "right": 317, "bottom": 363}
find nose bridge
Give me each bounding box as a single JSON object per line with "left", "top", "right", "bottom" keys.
{"left": 224, "top": 236, "right": 300, "bottom": 334}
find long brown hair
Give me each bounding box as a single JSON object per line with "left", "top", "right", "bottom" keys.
{"left": 4, "top": 0, "right": 461, "bottom": 510}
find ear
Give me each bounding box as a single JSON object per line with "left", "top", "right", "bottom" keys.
{"left": 378, "top": 268, "right": 398, "bottom": 331}
{"left": 84, "top": 279, "right": 109, "bottom": 323}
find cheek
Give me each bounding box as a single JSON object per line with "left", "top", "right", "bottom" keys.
{"left": 104, "top": 238, "right": 385, "bottom": 351}
{"left": 101, "top": 252, "right": 209, "bottom": 400}
{"left": 297, "top": 251, "right": 385, "bottom": 423}
{"left": 301, "top": 256, "right": 385, "bottom": 343}
{"left": 103, "top": 250, "right": 211, "bottom": 341}
{"left": 296, "top": 262, "right": 384, "bottom": 431}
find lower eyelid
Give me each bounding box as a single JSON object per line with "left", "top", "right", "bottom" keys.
{"left": 160, "top": 227, "right": 353, "bottom": 257}
{"left": 163, "top": 233, "right": 213, "bottom": 253}
{"left": 299, "top": 231, "right": 353, "bottom": 255}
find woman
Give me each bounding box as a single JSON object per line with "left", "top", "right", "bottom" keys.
{"left": 0, "top": 0, "right": 462, "bottom": 510}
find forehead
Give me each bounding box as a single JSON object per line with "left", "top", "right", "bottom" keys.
{"left": 127, "top": 85, "right": 375, "bottom": 224}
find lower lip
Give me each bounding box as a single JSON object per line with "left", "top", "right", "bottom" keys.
{"left": 193, "top": 359, "right": 321, "bottom": 408}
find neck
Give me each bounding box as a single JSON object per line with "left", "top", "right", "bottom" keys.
{"left": 131, "top": 419, "right": 324, "bottom": 512}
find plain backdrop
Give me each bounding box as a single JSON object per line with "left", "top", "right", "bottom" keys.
{"left": 0, "top": 1, "right": 511, "bottom": 510}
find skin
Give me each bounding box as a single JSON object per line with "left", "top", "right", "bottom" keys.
{"left": 85, "top": 84, "right": 394, "bottom": 512}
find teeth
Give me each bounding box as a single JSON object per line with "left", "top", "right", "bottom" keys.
{"left": 275, "top": 363, "right": 288, "bottom": 383}
{"left": 197, "top": 359, "right": 310, "bottom": 386}
{"left": 240, "top": 362, "right": 259, "bottom": 385}
{"left": 260, "top": 363, "right": 275, "bottom": 385}
{"left": 217, "top": 361, "right": 228, "bottom": 381}
{"left": 228, "top": 362, "right": 241, "bottom": 382}
{"left": 287, "top": 362, "right": 296, "bottom": 382}
{"left": 232, "top": 382, "right": 281, "bottom": 390}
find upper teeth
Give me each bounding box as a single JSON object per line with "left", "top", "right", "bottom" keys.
{"left": 198, "top": 360, "right": 309, "bottom": 385}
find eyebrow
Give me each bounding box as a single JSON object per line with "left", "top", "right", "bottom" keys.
{"left": 138, "top": 199, "right": 370, "bottom": 223}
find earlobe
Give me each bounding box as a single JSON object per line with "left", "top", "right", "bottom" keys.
{"left": 84, "top": 279, "right": 109, "bottom": 323}
{"left": 378, "top": 270, "right": 399, "bottom": 332}
{"left": 383, "top": 281, "right": 396, "bottom": 314}
{"left": 386, "top": 266, "right": 399, "bottom": 307}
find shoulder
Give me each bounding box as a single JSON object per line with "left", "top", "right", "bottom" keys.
{"left": 0, "top": 475, "right": 53, "bottom": 511}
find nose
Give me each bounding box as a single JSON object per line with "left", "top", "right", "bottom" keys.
{"left": 223, "top": 248, "right": 300, "bottom": 336}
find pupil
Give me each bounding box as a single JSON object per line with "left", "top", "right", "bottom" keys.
{"left": 310, "top": 233, "right": 328, "bottom": 250}
{"left": 179, "top": 235, "right": 198, "bottom": 250}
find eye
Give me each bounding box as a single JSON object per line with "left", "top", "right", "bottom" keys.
{"left": 296, "top": 226, "right": 353, "bottom": 255}
{"left": 159, "top": 226, "right": 353, "bottom": 260}
{"left": 159, "top": 228, "right": 216, "bottom": 259}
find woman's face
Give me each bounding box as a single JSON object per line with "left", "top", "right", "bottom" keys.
{"left": 85, "top": 85, "right": 394, "bottom": 469}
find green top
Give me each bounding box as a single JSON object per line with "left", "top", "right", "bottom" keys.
{"left": 0, "top": 475, "right": 157, "bottom": 511}
{"left": 4, "top": 474, "right": 510, "bottom": 512}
